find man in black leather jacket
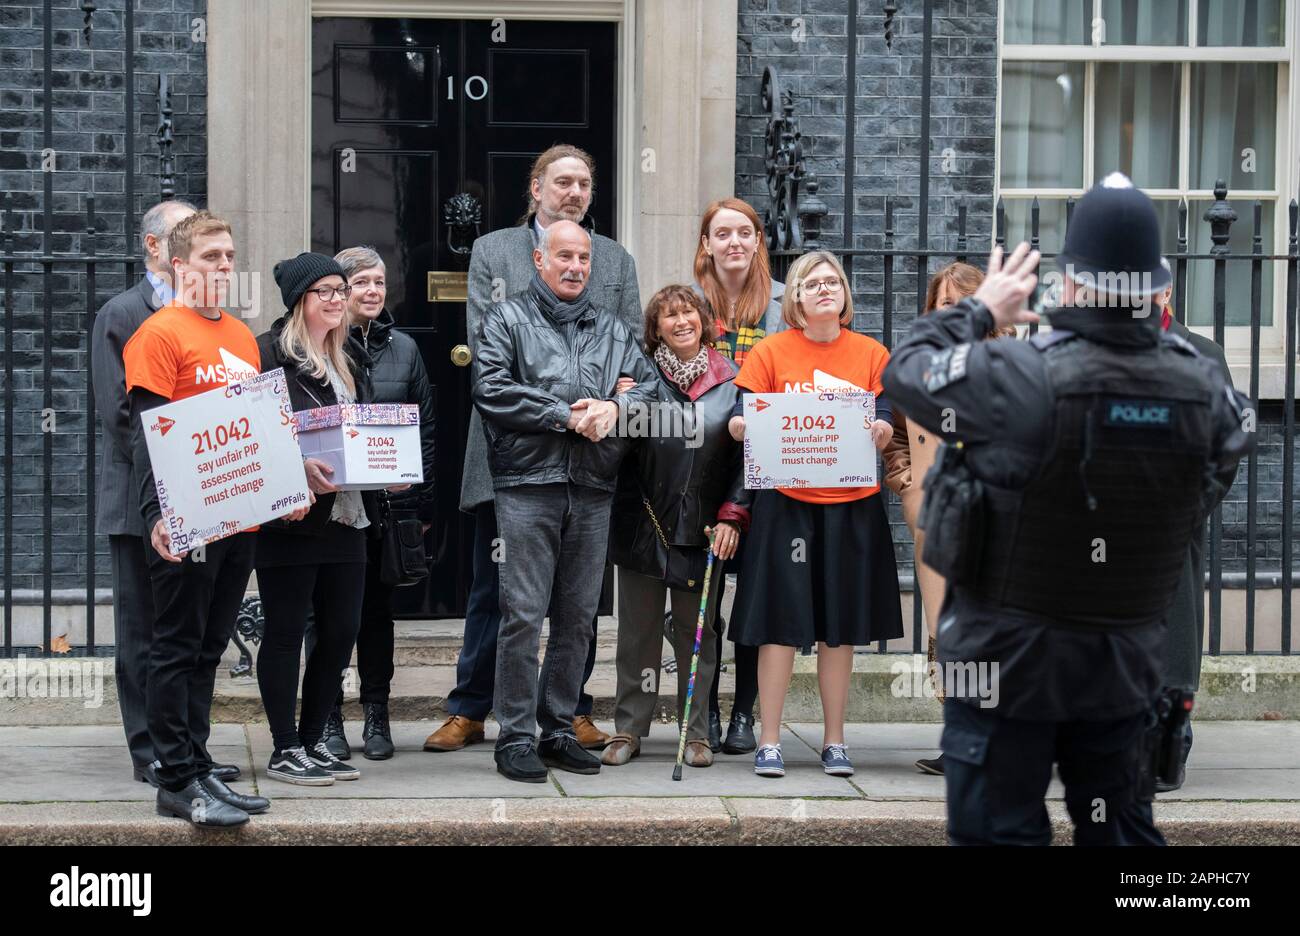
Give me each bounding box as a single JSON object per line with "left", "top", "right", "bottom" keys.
{"left": 472, "top": 220, "right": 658, "bottom": 781}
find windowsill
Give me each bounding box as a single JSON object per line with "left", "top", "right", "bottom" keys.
{"left": 1226, "top": 359, "right": 1296, "bottom": 402}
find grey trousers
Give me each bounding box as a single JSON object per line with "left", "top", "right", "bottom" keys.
{"left": 614, "top": 563, "right": 723, "bottom": 742}
{"left": 493, "top": 483, "right": 614, "bottom": 748}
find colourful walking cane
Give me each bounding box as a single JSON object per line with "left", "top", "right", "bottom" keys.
{"left": 672, "top": 531, "right": 717, "bottom": 781}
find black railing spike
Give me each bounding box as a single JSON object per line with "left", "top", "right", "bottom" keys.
{"left": 1204, "top": 179, "right": 1237, "bottom": 256}
{"left": 80, "top": 1, "right": 95, "bottom": 45}
{"left": 1290, "top": 199, "right": 1299, "bottom": 254}
{"left": 1030, "top": 196, "right": 1040, "bottom": 251}
{"left": 158, "top": 74, "right": 175, "bottom": 199}
{"left": 1177, "top": 198, "right": 1188, "bottom": 252}
{"left": 995, "top": 196, "right": 1005, "bottom": 248}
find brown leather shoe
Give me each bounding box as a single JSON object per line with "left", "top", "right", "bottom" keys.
{"left": 423, "top": 715, "right": 485, "bottom": 752}
{"left": 572, "top": 715, "right": 609, "bottom": 750}
{"left": 601, "top": 734, "right": 641, "bottom": 766}
{"left": 684, "top": 739, "right": 714, "bottom": 768}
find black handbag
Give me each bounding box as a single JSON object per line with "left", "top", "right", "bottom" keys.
{"left": 640, "top": 494, "right": 708, "bottom": 593}
{"left": 379, "top": 493, "right": 429, "bottom": 587}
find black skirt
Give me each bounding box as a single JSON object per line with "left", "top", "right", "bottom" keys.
{"left": 730, "top": 490, "right": 904, "bottom": 648}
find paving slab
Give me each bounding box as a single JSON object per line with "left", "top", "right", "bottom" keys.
{"left": 0, "top": 744, "right": 251, "bottom": 803}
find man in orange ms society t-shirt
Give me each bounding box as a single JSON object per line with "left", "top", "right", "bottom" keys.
{"left": 121, "top": 210, "right": 287, "bottom": 826}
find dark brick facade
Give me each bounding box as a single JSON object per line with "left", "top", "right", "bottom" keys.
{"left": 0, "top": 0, "right": 1294, "bottom": 600}
{"left": 0, "top": 0, "right": 207, "bottom": 591}
{"left": 734, "top": 0, "right": 1297, "bottom": 582}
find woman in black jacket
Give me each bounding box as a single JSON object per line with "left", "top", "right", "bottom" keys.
{"left": 317, "top": 246, "right": 436, "bottom": 762}
{"left": 603, "top": 285, "right": 750, "bottom": 768}
{"left": 254, "top": 252, "right": 394, "bottom": 787}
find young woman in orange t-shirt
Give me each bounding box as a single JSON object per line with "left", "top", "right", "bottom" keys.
{"left": 728, "top": 251, "right": 904, "bottom": 778}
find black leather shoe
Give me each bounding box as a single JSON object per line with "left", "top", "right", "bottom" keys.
{"left": 538, "top": 734, "right": 601, "bottom": 775}
{"left": 133, "top": 760, "right": 161, "bottom": 788}
{"left": 209, "top": 763, "right": 242, "bottom": 782}
{"left": 914, "top": 754, "right": 945, "bottom": 775}
{"left": 722, "top": 712, "right": 757, "bottom": 754}
{"left": 322, "top": 706, "right": 351, "bottom": 761}
{"left": 156, "top": 779, "right": 249, "bottom": 828}
{"left": 708, "top": 710, "right": 723, "bottom": 753}
{"left": 494, "top": 744, "right": 548, "bottom": 783}
{"left": 362, "top": 703, "right": 395, "bottom": 760}
{"left": 201, "top": 774, "right": 270, "bottom": 815}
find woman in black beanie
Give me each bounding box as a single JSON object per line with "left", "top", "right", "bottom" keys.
{"left": 253, "top": 252, "right": 402, "bottom": 786}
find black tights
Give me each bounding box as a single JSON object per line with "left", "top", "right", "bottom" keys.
{"left": 257, "top": 561, "right": 365, "bottom": 752}
{"left": 709, "top": 620, "right": 758, "bottom": 720}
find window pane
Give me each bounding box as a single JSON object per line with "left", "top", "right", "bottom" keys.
{"left": 1190, "top": 63, "right": 1276, "bottom": 190}
{"left": 1003, "top": 0, "right": 1090, "bottom": 44}
{"left": 1000, "top": 198, "right": 1069, "bottom": 285}
{"left": 1100, "top": 0, "right": 1189, "bottom": 44}
{"left": 1184, "top": 200, "right": 1274, "bottom": 327}
{"left": 1198, "top": 0, "right": 1285, "bottom": 45}
{"left": 1000, "top": 63, "right": 1085, "bottom": 188}
{"left": 1094, "top": 64, "right": 1180, "bottom": 188}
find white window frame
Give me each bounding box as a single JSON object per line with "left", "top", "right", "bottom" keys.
{"left": 995, "top": 0, "right": 1298, "bottom": 398}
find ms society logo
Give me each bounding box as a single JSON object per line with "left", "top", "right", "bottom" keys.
{"left": 149, "top": 415, "right": 176, "bottom": 436}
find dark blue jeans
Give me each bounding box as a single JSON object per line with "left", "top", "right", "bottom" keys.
{"left": 447, "top": 501, "right": 598, "bottom": 722}
{"left": 941, "top": 699, "right": 1165, "bottom": 846}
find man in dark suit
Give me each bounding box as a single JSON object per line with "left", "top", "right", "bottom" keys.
{"left": 1156, "top": 258, "right": 1238, "bottom": 790}
{"left": 91, "top": 199, "right": 205, "bottom": 787}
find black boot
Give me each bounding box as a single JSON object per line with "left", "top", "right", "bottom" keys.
{"left": 538, "top": 734, "right": 601, "bottom": 775}
{"left": 495, "top": 743, "right": 548, "bottom": 783}
{"left": 156, "top": 779, "right": 249, "bottom": 828}
{"left": 708, "top": 710, "right": 723, "bottom": 753}
{"left": 201, "top": 774, "right": 270, "bottom": 815}
{"left": 322, "top": 706, "right": 351, "bottom": 761}
{"left": 722, "top": 712, "right": 757, "bottom": 754}
{"left": 362, "top": 702, "right": 395, "bottom": 760}
{"left": 209, "top": 764, "right": 242, "bottom": 782}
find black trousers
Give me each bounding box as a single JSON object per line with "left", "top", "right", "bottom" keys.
{"left": 330, "top": 536, "right": 395, "bottom": 708}
{"left": 145, "top": 533, "right": 255, "bottom": 793}
{"left": 257, "top": 559, "right": 366, "bottom": 752}
{"left": 110, "top": 534, "right": 156, "bottom": 769}
{"left": 941, "top": 699, "right": 1165, "bottom": 846}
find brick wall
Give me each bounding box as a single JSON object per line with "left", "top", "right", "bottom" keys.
{"left": 734, "top": 0, "right": 1297, "bottom": 581}
{"left": 0, "top": 0, "right": 207, "bottom": 592}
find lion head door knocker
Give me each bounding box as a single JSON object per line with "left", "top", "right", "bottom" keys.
{"left": 444, "top": 192, "right": 482, "bottom": 257}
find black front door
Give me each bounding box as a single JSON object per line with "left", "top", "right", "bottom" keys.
{"left": 311, "top": 17, "right": 618, "bottom": 617}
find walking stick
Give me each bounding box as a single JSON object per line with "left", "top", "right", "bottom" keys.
{"left": 673, "top": 531, "right": 717, "bottom": 781}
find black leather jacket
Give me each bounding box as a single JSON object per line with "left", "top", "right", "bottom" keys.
{"left": 351, "top": 308, "right": 436, "bottom": 521}
{"left": 256, "top": 316, "right": 380, "bottom": 538}
{"left": 610, "top": 348, "right": 751, "bottom": 579}
{"left": 471, "top": 283, "right": 659, "bottom": 492}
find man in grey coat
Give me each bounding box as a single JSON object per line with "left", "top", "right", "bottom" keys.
{"left": 423, "top": 144, "right": 642, "bottom": 754}
{"left": 91, "top": 199, "right": 210, "bottom": 786}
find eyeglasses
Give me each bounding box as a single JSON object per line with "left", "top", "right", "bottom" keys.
{"left": 802, "top": 277, "right": 843, "bottom": 294}
{"left": 310, "top": 284, "right": 353, "bottom": 301}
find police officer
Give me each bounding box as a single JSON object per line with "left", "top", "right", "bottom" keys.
{"left": 881, "top": 174, "right": 1254, "bottom": 846}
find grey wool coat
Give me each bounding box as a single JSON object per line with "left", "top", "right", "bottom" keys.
{"left": 459, "top": 217, "right": 643, "bottom": 512}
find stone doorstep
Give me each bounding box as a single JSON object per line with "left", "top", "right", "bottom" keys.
{"left": 0, "top": 799, "right": 1296, "bottom": 846}
{"left": 3, "top": 653, "right": 1299, "bottom": 726}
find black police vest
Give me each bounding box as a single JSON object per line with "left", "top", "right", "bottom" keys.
{"left": 967, "top": 330, "right": 1219, "bottom": 627}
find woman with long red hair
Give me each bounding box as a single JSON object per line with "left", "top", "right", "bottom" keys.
{"left": 693, "top": 197, "right": 786, "bottom": 756}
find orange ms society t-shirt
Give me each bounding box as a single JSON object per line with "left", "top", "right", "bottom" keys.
{"left": 123, "top": 302, "right": 261, "bottom": 402}
{"left": 734, "top": 327, "right": 891, "bottom": 505}
{"left": 123, "top": 303, "right": 263, "bottom": 532}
